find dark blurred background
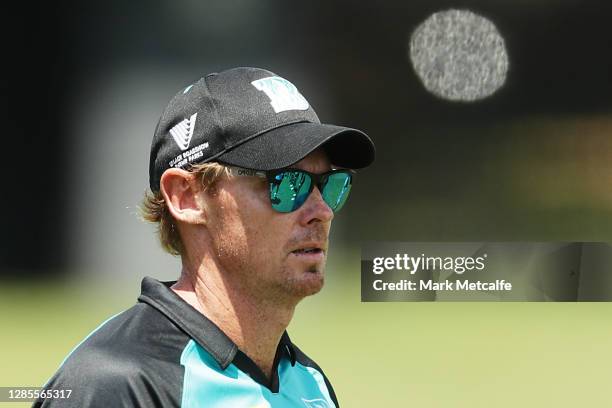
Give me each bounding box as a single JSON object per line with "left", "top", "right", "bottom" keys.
{"left": 3, "top": 0, "right": 612, "bottom": 276}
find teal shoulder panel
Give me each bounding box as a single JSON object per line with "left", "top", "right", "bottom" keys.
{"left": 282, "top": 361, "right": 337, "bottom": 408}
{"left": 180, "top": 340, "right": 336, "bottom": 408}
{"left": 180, "top": 340, "right": 267, "bottom": 407}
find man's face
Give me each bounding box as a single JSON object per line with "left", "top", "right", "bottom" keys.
{"left": 203, "top": 149, "right": 335, "bottom": 304}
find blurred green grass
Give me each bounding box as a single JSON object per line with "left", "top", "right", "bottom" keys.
{"left": 2, "top": 270, "right": 612, "bottom": 408}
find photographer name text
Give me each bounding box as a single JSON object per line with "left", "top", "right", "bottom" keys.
{"left": 373, "top": 279, "right": 512, "bottom": 291}
{"left": 370, "top": 253, "right": 512, "bottom": 292}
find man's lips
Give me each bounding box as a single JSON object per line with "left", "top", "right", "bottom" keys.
{"left": 291, "top": 248, "right": 323, "bottom": 254}
{"left": 290, "top": 243, "right": 326, "bottom": 254}
{"left": 289, "top": 249, "right": 325, "bottom": 264}
{"left": 290, "top": 244, "right": 326, "bottom": 261}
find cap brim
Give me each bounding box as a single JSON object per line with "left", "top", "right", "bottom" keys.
{"left": 216, "top": 122, "right": 375, "bottom": 171}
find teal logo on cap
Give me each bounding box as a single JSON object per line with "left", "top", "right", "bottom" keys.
{"left": 251, "top": 76, "right": 310, "bottom": 113}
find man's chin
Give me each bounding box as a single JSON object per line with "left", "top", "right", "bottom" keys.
{"left": 286, "top": 268, "right": 325, "bottom": 299}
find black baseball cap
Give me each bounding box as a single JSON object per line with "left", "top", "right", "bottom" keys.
{"left": 149, "top": 67, "right": 375, "bottom": 192}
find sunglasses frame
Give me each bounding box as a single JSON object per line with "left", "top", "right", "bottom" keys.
{"left": 225, "top": 166, "right": 355, "bottom": 213}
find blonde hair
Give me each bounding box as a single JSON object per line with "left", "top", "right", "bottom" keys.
{"left": 140, "top": 162, "right": 231, "bottom": 255}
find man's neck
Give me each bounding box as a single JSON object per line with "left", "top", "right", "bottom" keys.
{"left": 171, "top": 266, "right": 296, "bottom": 381}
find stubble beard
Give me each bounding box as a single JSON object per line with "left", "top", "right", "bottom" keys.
{"left": 277, "top": 260, "right": 326, "bottom": 302}
{"left": 212, "top": 222, "right": 330, "bottom": 306}
{"left": 218, "top": 249, "right": 327, "bottom": 307}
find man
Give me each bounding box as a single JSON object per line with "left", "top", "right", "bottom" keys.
{"left": 34, "top": 67, "right": 375, "bottom": 407}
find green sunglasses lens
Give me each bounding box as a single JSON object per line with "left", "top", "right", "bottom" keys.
{"left": 270, "top": 171, "right": 312, "bottom": 212}
{"left": 322, "top": 172, "right": 352, "bottom": 212}
{"left": 268, "top": 170, "right": 352, "bottom": 213}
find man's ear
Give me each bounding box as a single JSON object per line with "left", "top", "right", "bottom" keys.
{"left": 159, "top": 169, "right": 207, "bottom": 225}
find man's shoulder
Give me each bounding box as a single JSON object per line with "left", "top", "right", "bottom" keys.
{"left": 34, "top": 302, "right": 189, "bottom": 407}
{"left": 68, "top": 302, "right": 188, "bottom": 358}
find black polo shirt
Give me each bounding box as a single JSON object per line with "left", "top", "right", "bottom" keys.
{"left": 34, "top": 277, "right": 339, "bottom": 407}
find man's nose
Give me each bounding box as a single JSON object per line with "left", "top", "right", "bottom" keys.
{"left": 299, "top": 186, "right": 334, "bottom": 225}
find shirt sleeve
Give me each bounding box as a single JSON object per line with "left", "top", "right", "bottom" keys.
{"left": 32, "top": 347, "right": 169, "bottom": 408}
